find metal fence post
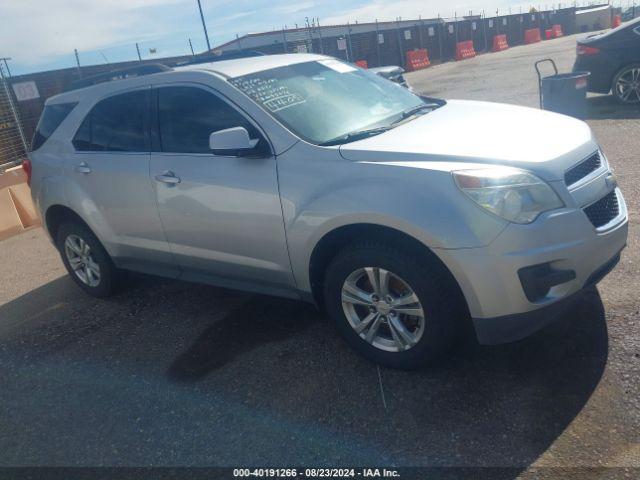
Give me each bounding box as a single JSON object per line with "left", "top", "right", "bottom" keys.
{"left": 316, "top": 18, "right": 324, "bottom": 54}
{"left": 483, "top": 11, "right": 488, "bottom": 52}
{"left": 454, "top": 13, "right": 459, "bottom": 44}
{"left": 438, "top": 15, "right": 444, "bottom": 61}
{"left": 397, "top": 20, "right": 405, "bottom": 67}
{"left": 375, "top": 20, "right": 382, "bottom": 67}
{"left": 74, "top": 49, "right": 82, "bottom": 78}
{"left": 305, "top": 17, "right": 314, "bottom": 53}
{"left": 346, "top": 22, "right": 354, "bottom": 62}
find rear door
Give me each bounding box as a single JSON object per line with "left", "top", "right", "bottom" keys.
{"left": 69, "top": 88, "right": 177, "bottom": 277}
{"left": 149, "top": 84, "right": 295, "bottom": 294}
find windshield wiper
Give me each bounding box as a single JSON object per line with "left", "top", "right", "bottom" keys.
{"left": 394, "top": 103, "right": 439, "bottom": 124}
{"left": 320, "top": 126, "right": 394, "bottom": 146}
{"left": 320, "top": 101, "right": 443, "bottom": 146}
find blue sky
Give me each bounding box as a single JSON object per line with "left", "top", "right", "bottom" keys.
{"left": 0, "top": 0, "right": 590, "bottom": 76}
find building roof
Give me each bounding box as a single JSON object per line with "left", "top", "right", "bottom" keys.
{"left": 212, "top": 16, "right": 451, "bottom": 52}
{"left": 575, "top": 5, "right": 611, "bottom": 15}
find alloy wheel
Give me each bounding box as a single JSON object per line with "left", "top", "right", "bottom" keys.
{"left": 64, "top": 234, "right": 101, "bottom": 287}
{"left": 341, "top": 267, "right": 425, "bottom": 352}
{"left": 614, "top": 67, "right": 640, "bottom": 104}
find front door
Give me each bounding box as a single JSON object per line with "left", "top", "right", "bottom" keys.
{"left": 149, "top": 85, "right": 295, "bottom": 294}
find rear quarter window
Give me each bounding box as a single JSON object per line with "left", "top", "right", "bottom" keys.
{"left": 31, "top": 102, "right": 77, "bottom": 151}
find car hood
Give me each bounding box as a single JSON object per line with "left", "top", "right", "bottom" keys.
{"left": 339, "top": 100, "right": 597, "bottom": 181}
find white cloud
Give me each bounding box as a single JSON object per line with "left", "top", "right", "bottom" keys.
{"left": 0, "top": 0, "right": 189, "bottom": 65}
{"left": 274, "top": 1, "right": 316, "bottom": 15}
{"left": 323, "top": 0, "right": 531, "bottom": 24}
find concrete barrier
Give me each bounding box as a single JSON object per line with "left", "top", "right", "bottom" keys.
{"left": 492, "top": 34, "right": 509, "bottom": 52}
{"left": 551, "top": 24, "right": 564, "bottom": 38}
{"left": 455, "top": 41, "right": 476, "bottom": 61}
{"left": 405, "top": 49, "right": 430, "bottom": 71}
{"left": 524, "top": 28, "right": 542, "bottom": 44}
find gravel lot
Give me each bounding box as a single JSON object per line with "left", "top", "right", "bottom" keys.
{"left": 0, "top": 34, "right": 638, "bottom": 475}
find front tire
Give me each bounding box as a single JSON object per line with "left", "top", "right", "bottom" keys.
{"left": 324, "top": 240, "right": 462, "bottom": 369}
{"left": 56, "top": 222, "right": 120, "bottom": 298}
{"left": 612, "top": 64, "right": 640, "bottom": 105}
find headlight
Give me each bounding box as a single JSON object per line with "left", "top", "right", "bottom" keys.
{"left": 453, "top": 168, "right": 564, "bottom": 224}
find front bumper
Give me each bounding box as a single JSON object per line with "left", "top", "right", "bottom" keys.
{"left": 471, "top": 250, "right": 622, "bottom": 345}
{"left": 436, "top": 182, "right": 628, "bottom": 345}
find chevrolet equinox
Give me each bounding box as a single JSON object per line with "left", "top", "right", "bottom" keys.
{"left": 27, "top": 54, "right": 628, "bottom": 369}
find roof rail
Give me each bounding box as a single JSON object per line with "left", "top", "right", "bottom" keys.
{"left": 66, "top": 63, "right": 172, "bottom": 92}
{"left": 176, "top": 50, "right": 267, "bottom": 67}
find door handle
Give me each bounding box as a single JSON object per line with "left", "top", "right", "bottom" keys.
{"left": 74, "top": 162, "right": 92, "bottom": 174}
{"left": 155, "top": 171, "right": 181, "bottom": 185}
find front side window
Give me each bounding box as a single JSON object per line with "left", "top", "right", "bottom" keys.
{"left": 157, "top": 86, "right": 262, "bottom": 154}
{"left": 73, "top": 90, "right": 149, "bottom": 152}
{"left": 229, "top": 59, "right": 433, "bottom": 145}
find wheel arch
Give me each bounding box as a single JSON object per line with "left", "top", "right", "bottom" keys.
{"left": 308, "top": 223, "right": 469, "bottom": 315}
{"left": 45, "top": 204, "right": 93, "bottom": 247}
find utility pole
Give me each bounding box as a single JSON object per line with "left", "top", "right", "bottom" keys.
{"left": 189, "top": 38, "right": 195, "bottom": 56}
{"left": 0, "top": 57, "right": 12, "bottom": 77}
{"left": 197, "top": 0, "right": 212, "bottom": 52}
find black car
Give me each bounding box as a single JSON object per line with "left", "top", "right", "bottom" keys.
{"left": 573, "top": 17, "right": 640, "bottom": 104}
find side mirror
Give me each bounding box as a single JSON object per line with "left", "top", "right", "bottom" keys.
{"left": 209, "top": 127, "right": 259, "bottom": 155}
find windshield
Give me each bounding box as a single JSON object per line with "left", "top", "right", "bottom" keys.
{"left": 229, "top": 59, "right": 431, "bottom": 145}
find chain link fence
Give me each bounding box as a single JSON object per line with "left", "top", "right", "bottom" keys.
{"left": 0, "top": 64, "right": 28, "bottom": 172}
{"left": 265, "top": 6, "right": 587, "bottom": 68}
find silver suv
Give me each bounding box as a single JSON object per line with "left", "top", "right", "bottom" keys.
{"left": 27, "top": 54, "right": 628, "bottom": 369}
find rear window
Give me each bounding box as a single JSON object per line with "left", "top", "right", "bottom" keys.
{"left": 31, "top": 102, "right": 77, "bottom": 151}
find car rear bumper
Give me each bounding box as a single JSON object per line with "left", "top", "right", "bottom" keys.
{"left": 573, "top": 56, "right": 615, "bottom": 94}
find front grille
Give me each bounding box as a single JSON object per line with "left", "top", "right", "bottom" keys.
{"left": 565, "top": 151, "right": 602, "bottom": 186}
{"left": 583, "top": 190, "right": 619, "bottom": 228}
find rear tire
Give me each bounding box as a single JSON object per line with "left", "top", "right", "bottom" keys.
{"left": 323, "top": 240, "right": 462, "bottom": 369}
{"left": 56, "top": 222, "right": 120, "bottom": 298}
{"left": 612, "top": 64, "right": 640, "bottom": 105}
